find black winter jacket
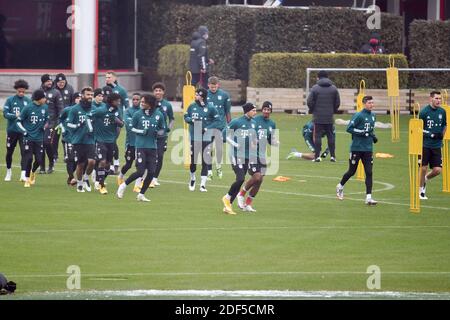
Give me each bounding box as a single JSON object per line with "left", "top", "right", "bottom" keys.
{"left": 307, "top": 78, "right": 340, "bottom": 124}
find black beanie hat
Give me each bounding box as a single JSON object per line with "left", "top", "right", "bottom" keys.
{"left": 196, "top": 88, "right": 208, "bottom": 100}
{"left": 55, "top": 73, "right": 66, "bottom": 82}
{"left": 318, "top": 70, "right": 328, "bottom": 79}
{"left": 198, "top": 25, "right": 209, "bottom": 36}
{"left": 73, "top": 92, "right": 82, "bottom": 99}
{"left": 94, "top": 88, "right": 104, "bottom": 97}
{"left": 32, "top": 89, "right": 46, "bottom": 101}
{"left": 242, "top": 102, "right": 256, "bottom": 114}
{"left": 41, "top": 74, "right": 52, "bottom": 83}
{"left": 262, "top": 101, "right": 272, "bottom": 112}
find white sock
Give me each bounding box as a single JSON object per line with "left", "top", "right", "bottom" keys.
{"left": 21, "top": 170, "right": 26, "bottom": 178}
{"left": 294, "top": 152, "right": 302, "bottom": 158}
{"left": 190, "top": 172, "right": 196, "bottom": 181}
{"left": 119, "top": 172, "right": 124, "bottom": 179}
{"left": 114, "top": 159, "right": 120, "bottom": 166}
{"left": 207, "top": 170, "right": 213, "bottom": 176}
{"left": 83, "top": 174, "right": 89, "bottom": 181}
{"left": 225, "top": 194, "right": 231, "bottom": 200}
{"left": 201, "top": 176, "right": 207, "bottom": 187}
{"left": 366, "top": 194, "right": 372, "bottom": 199}
{"left": 77, "top": 180, "right": 83, "bottom": 187}
{"left": 337, "top": 183, "right": 343, "bottom": 189}
{"left": 152, "top": 177, "right": 157, "bottom": 183}
{"left": 6, "top": 168, "right": 12, "bottom": 175}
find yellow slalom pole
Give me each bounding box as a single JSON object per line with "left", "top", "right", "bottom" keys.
{"left": 387, "top": 55, "right": 400, "bottom": 142}
{"left": 182, "top": 72, "right": 196, "bottom": 170}
{"left": 441, "top": 90, "right": 450, "bottom": 193}
{"left": 408, "top": 103, "right": 423, "bottom": 213}
{"left": 356, "top": 80, "right": 365, "bottom": 181}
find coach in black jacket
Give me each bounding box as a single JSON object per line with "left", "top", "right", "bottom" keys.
{"left": 189, "top": 26, "right": 213, "bottom": 88}
{"left": 307, "top": 70, "right": 340, "bottom": 162}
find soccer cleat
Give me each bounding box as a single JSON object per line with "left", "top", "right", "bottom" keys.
{"left": 19, "top": 176, "right": 27, "bottom": 182}
{"left": 237, "top": 194, "right": 246, "bottom": 209}
{"left": 336, "top": 184, "right": 344, "bottom": 200}
{"left": 313, "top": 157, "right": 322, "bottom": 162}
{"left": 133, "top": 186, "right": 141, "bottom": 193}
{"left": 320, "top": 151, "right": 329, "bottom": 158}
{"left": 149, "top": 179, "right": 156, "bottom": 188}
{"left": 30, "top": 172, "right": 36, "bottom": 185}
{"left": 216, "top": 167, "right": 223, "bottom": 179}
{"left": 286, "top": 152, "right": 297, "bottom": 160}
{"left": 223, "top": 207, "right": 237, "bottom": 215}
{"left": 222, "top": 195, "right": 233, "bottom": 213}
{"left": 94, "top": 181, "right": 101, "bottom": 191}
{"left": 153, "top": 178, "right": 160, "bottom": 186}
{"left": 99, "top": 187, "right": 108, "bottom": 195}
{"left": 189, "top": 180, "right": 196, "bottom": 191}
{"left": 117, "top": 176, "right": 124, "bottom": 186}
{"left": 200, "top": 185, "right": 208, "bottom": 192}
{"left": 243, "top": 205, "right": 257, "bottom": 212}
{"left": 419, "top": 192, "right": 428, "bottom": 200}
{"left": 77, "top": 185, "right": 85, "bottom": 193}
{"left": 365, "top": 198, "right": 378, "bottom": 206}
{"left": 330, "top": 157, "right": 336, "bottom": 162}
{"left": 24, "top": 180, "right": 31, "bottom": 188}
{"left": 39, "top": 169, "right": 46, "bottom": 174}
{"left": 4, "top": 170, "right": 12, "bottom": 181}
{"left": 137, "top": 193, "right": 151, "bottom": 202}
{"left": 83, "top": 180, "right": 92, "bottom": 192}
{"left": 117, "top": 183, "right": 127, "bottom": 199}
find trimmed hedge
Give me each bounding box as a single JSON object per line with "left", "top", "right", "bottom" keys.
{"left": 139, "top": 4, "right": 404, "bottom": 81}
{"left": 249, "top": 53, "right": 409, "bottom": 89}
{"left": 157, "top": 44, "right": 190, "bottom": 78}
{"left": 409, "top": 20, "right": 450, "bottom": 88}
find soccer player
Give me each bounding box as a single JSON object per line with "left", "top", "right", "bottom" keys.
{"left": 105, "top": 71, "right": 129, "bottom": 174}
{"left": 58, "top": 92, "right": 81, "bottom": 186}
{"left": 90, "top": 93, "right": 124, "bottom": 195}
{"left": 67, "top": 87, "right": 96, "bottom": 193}
{"left": 16, "top": 89, "right": 49, "bottom": 188}
{"left": 151, "top": 82, "right": 175, "bottom": 188}
{"left": 222, "top": 102, "right": 258, "bottom": 215}
{"left": 3, "top": 79, "right": 31, "bottom": 182}
{"left": 237, "top": 101, "right": 278, "bottom": 212}
{"left": 206, "top": 76, "right": 231, "bottom": 179}
{"left": 336, "top": 96, "right": 378, "bottom": 205}
{"left": 286, "top": 120, "right": 335, "bottom": 161}
{"left": 419, "top": 91, "right": 447, "bottom": 200}
{"left": 116, "top": 94, "right": 165, "bottom": 202}
{"left": 118, "top": 93, "right": 143, "bottom": 192}
{"left": 183, "top": 88, "right": 220, "bottom": 192}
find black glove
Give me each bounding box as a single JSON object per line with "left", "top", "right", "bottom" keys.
{"left": 371, "top": 134, "right": 378, "bottom": 144}
{"left": 431, "top": 132, "right": 443, "bottom": 140}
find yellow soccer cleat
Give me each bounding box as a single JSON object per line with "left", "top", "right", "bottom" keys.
{"left": 24, "top": 179, "right": 31, "bottom": 188}
{"left": 133, "top": 186, "right": 141, "bottom": 193}
{"left": 99, "top": 187, "right": 108, "bottom": 195}
{"left": 30, "top": 172, "right": 36, "bottom": 185}
{"left": 223, "top": 207, "right": 237, "bottom": 215}
{"left": 117, "top": 176, "right": 124, "bottom": 186}
{"left": 222, "top": 196, "right": 236, "bottom": 215}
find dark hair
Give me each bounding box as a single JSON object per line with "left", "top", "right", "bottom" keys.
{"left": 132, "top": 92, "right": 141, "bottom": 97}
{"left": 362, "top": 95, "right": 373, "bottom": 103}
{"left": 318, "top": 70, "right": 328, "bottom": 79}
{"left": 152, "top": 82, "right": 166, "bottom": 91}
{"left": 81, "top": 87, "right": 93, "bottom": 94}
{"left": 14, "top": 79, "right": 29, "bottom": 90}
{"left": 430, "top": 90, "right": 441, "bottom": 97}
{"left": 107, "top": 92, "right": 121, "bottom": 104}
{"left": 141, "top": 94, "right": 157, "bottom": 108}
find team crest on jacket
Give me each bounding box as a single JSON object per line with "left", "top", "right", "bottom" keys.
{"left": 218, "top": 96, "right": 222, "bottom": 100}
{"left": 204, "top": 108, "right": 208, "bottom": 113}
{"left": 439, "top": 114, "right": 442, "bottom": 119}
{"left": 41, "top": 109, "right": 45, "bottom": 114}
{"left": 156, "top": 115, "right": 160, "bottom": 120}
{"left": 251, "top": 124, "right": 255, "bottom": 128}
{"left": 48, "top": 93, "right": 53, "bottom": 98}
{"left": 24, "top": 102, "right": 28, "bottom": 106}
{"left": 65, "top": 90, "right": 69, "bottom": 94}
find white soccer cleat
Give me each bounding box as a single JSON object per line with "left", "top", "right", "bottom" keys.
{"left": 237, "top": 194, "right": 246, "bottom": 209}
{"left": 153, "top": 178, "right": 160, "bottom": 186}
{"left": 200, "top": 185, "right": 208, "bottom": 192}
{"left": 94, "top": 181, "right": 101, "bottom": 191}
{"left": 419, "top": 192, "right": 428, "bottom": 200}
{"left": 4, "top": 171, "right": 12, "bottom": 182}
{"left": 336, "top": 184, "right": 344, "bottom": 200}
{"left": 243, "top": 205, "right": 257, "bottom": 212}
{"left": 83, "top": 180, "right": 92, "bottom": 192}
{"left": 189, "top": 180, "right": 196, "bottom": 191}
{"left": 116, "top": 183, "right": 127, "bottom": 199}
{"left": 137, "top": 193, "right": 151, "bottom": 202}
{"left": 77, "top": 185, "right": 85, "bottom": 193}
{"left": 365, "top": 198, "right": 378, "bottom": 206}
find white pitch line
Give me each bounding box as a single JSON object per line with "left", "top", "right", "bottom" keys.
{"left": 2, "top": 225, "right": 450, "bottom": 234}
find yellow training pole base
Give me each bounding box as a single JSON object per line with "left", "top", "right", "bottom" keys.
{"left": 409, "top": 154, "right": 421, "bottom": 214}
{"left": 356, "top": 160, "right": 364, "bottom": 181}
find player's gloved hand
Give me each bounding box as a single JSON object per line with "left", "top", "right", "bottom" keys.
{"left": 142, "top": 128, "right": 148, "bottom": 136}
{"left": 372, "top": 135, "right": 378, "bottom": 144}
{"left": 165, "top": 127, "right": 171, "bottom": 133}
{"left": 23, "top": 131, "right": 28, "bottom": 136}
{"left": 184, "top": 116, "right": 193, "bottom": 124}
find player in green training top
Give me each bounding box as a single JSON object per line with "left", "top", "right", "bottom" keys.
{"left": 90, "top": 93, "right": 124, "bottom": 195}
{"left": 16, "top": 89, "right": 49, "bottom": 188}
{"left": 206, "top": 76, "right": 231, "bottom": 179}
{"left": 3, "top": 79, "right": 32, "bottom": 182}
{"left": 419, "top": 90, "right": 447, "bottom": 200}
{"left": 237, "top": 101, "right": 278, "bottom": 212}
{"left": 116, "top": 94, "right": 165, "bottom": 202}
{"left": 222, "top": 102, "right": 258, "bottom": 215}
{"left": 151, "top": 82, "right": 175, "bottom": 188}
{"left": 336, "top": 96, "right": 378, "bottom": 205}
{"left": 184, "top": 87, "right": 221, "bottom": 192}
{"left": 118, "top": 93, "right": 143, "bottom": 192}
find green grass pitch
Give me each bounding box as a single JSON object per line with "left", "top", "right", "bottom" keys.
{"left": 0, "top": 113, "right": 449, "bottom": 299}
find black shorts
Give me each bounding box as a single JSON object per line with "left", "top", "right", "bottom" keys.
{"left": 157, "top": 136, "right": 168, "bottom": 153}
{"left": 258, "top": 158, "right": 267, "bottom": 176}
{"left": 231, "top": 157, "right": 261, "bottom": 178}
{"left": 422, "top": 147, "right": 442, "bottom": 168}
{"left": 73, "top": 144, "right": 96, "bottom": 164}
{"left": 125, "top": 146, "right": 136, "bottom": 162}
{"left": 96, "top": 142, "right": 115, "bottom": 163}
{"left": 135, "top": 148, "right": 158, "bottom": 174}
{"left": 23, "top": 139, "right": 43, "bottom": 157}
{"left": 6, "top": 131, "right": 23, "bottom": 150}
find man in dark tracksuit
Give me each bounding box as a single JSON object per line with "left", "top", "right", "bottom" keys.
{"left": 54, "top": 73, "right": 74, "bottom": 163}
{"left": 189, "top": 26, "right": 213, "bottom": 88}
{"left": 307, "top": 70, "right": 340, "bottom": 162}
